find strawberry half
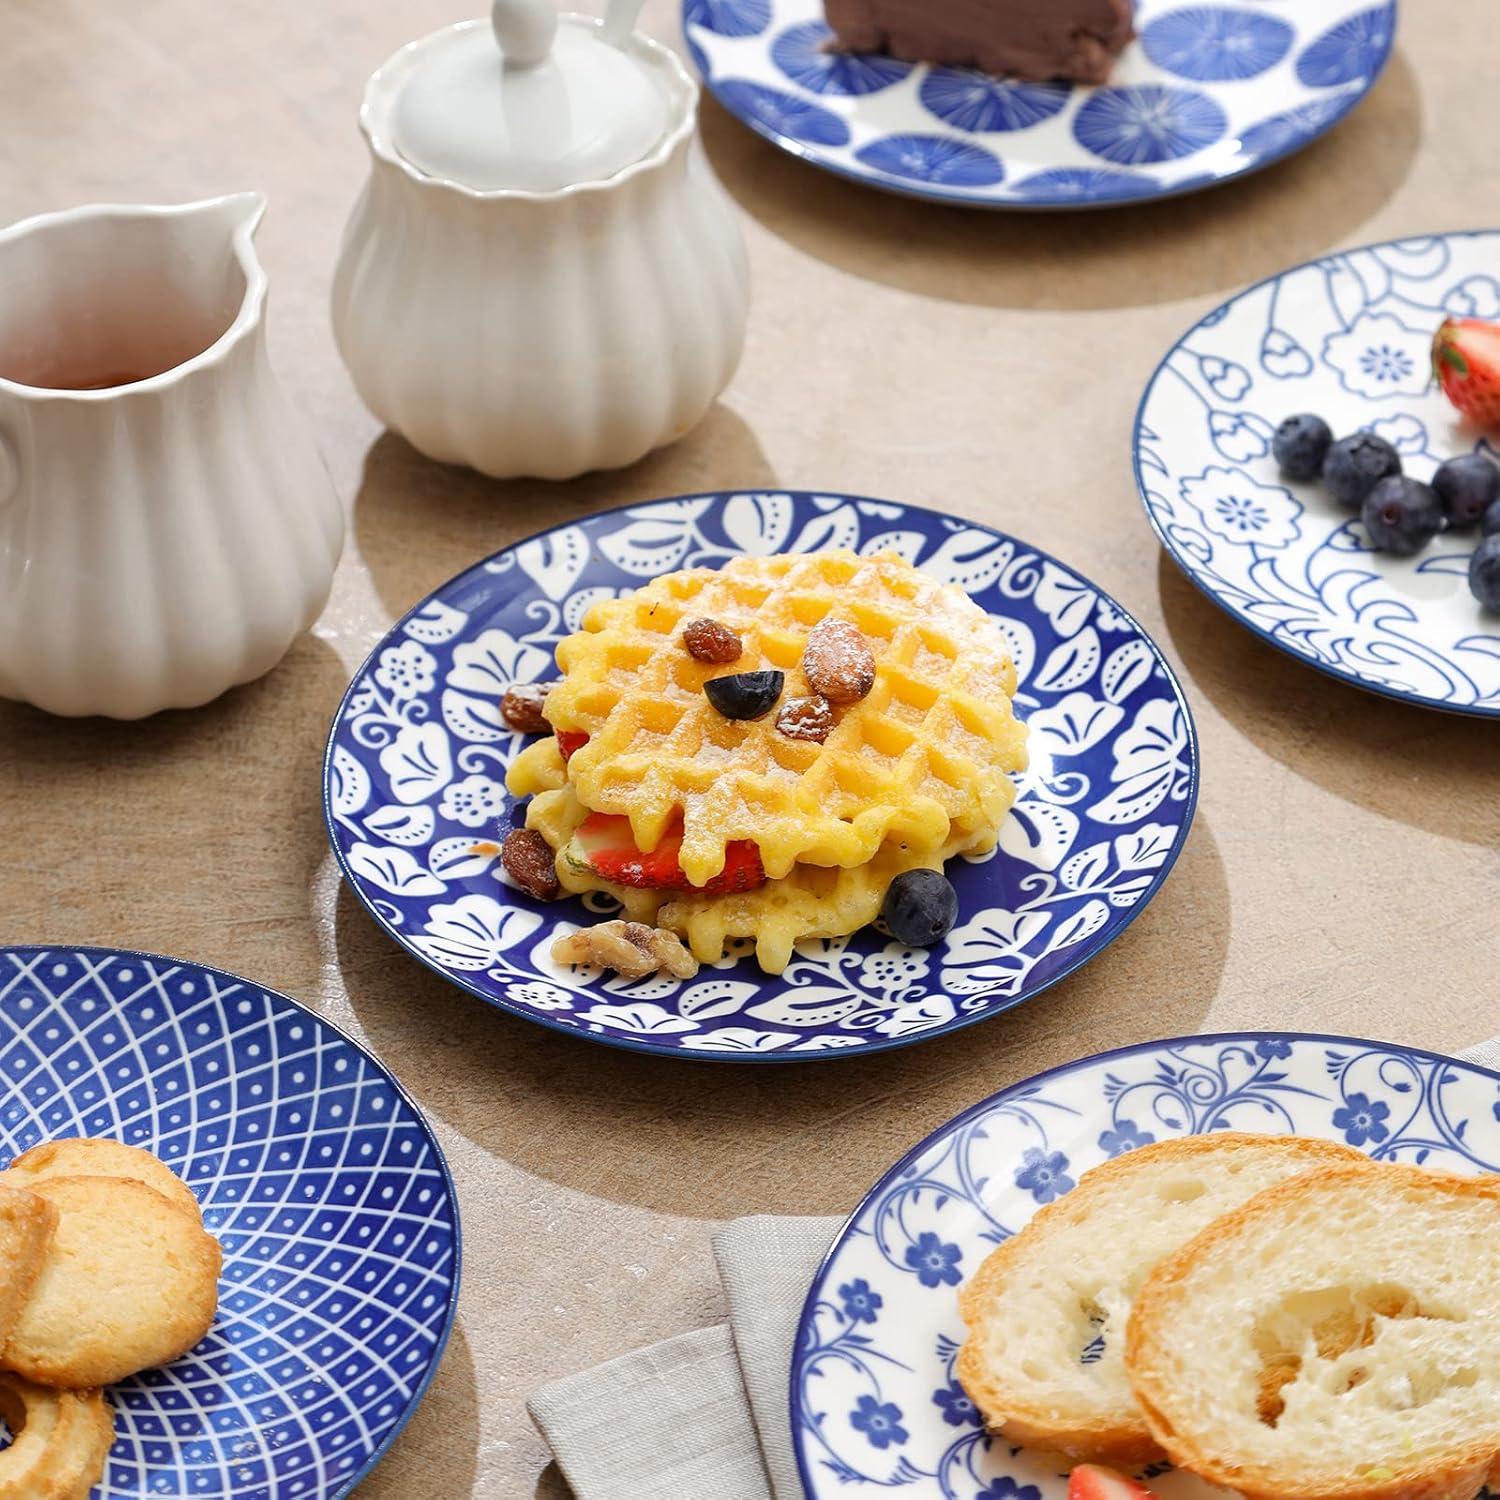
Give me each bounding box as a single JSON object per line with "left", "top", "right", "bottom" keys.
{"left": 1068, "top": 1467, "right": 1160, "bottom": 1500}
{"left": 562, "top": 812, "right": 765, "bottom": 894}
{"left": 1433, "top": 317, "right": 1500, "bottom": 429}
{"left": 556, "top": 731, "right": 589, "bottom": 763}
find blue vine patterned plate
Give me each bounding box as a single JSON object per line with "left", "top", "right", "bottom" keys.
{"left": 1137, "top": 230, "right": 1500, "bottom": 716}
{"left": 793, "top": 1031, "right": 1500, "bottom": 1498}
{"left": 0, "top": 947, "right": 459, "bottom": 1500}
{"left": 324, "top": 493, "right": 1198, "bottom": 1061}
{"left": 683, "top": 0, "right": 1395, "bottom": 209}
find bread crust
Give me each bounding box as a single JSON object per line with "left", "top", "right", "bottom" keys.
{"left": 1126, "top": 1163, "right": 1500, "bottom": 1500}
{"left": 956, "top": 1133, "right": 1369, "bottom": 1465}
{"left": 3, "top": 1137, "right": 202, "bottom": 1221}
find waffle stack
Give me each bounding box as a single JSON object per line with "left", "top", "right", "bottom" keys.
{"left": 508, "top": 549, "right": 1029, "bottom": 974}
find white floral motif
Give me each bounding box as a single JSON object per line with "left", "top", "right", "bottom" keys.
{"left": 1181, "top": 466, "right": 1303, "bottom": 550}
{"left": 375, "top": 640, "right": 437, "bottom": 700}
{"left": 438, "top": 775, "right": 508, "bottom": 828}
{"left": 411, "top": 895, "right": 541, "bottom": 971}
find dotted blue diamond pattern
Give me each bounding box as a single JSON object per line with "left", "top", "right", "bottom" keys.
{"left": 684, "top": 0, "right": 1396, "bottom": 209}
{"left": 0, "top": 948, "right": 460, "bottom": 1500}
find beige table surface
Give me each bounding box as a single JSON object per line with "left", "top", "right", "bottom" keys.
{"left": 2, "top": 1, "right": 1497, "bottom": 1494}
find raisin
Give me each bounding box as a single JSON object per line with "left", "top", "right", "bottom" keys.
{"left": 501, "top": 828, "right": 560, "bottom": 900}
{"left": 501, "top": 682, "right": 553, "bottom": 734}
{"left": 802, "top": 619, "right": 875, "bottom": 704}
{"left": 776, "top": 694, "right": 834, "bottom": 744}
{"left": 682, "top": 617, "right": 743, "bottom": 664}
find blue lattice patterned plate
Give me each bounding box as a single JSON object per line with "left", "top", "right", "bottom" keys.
{"left": 792, "top": 1031, "right": 1500, "bottom": 1498}
{"left": 0, "top": 947, "right": 459, "bottom": 1500}
{"left": 1137, "top": 230, "right": 1500, "bottom": 716}
{"left": 324, "top": 492, "right": 1198, "bottom": 1061}
{"left": 683, "top": 0, "right": 1395, "bottom": 208}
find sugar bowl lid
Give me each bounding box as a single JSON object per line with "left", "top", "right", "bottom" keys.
{"left": 391, "top": 0, "right": 670, "bottom": 193}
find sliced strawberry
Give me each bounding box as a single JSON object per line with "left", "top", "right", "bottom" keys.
{"left": 1433, "top": 317, "right": 1500, "bottom": 429}
{"left": 1068, "top": 1466, "right": 1160, "bottom": 1500}
{"left": 556, "top": 731, "right": 589, "bottom": 763}
{"left": 562, "top": 812, "right": 765, "bottom": 894}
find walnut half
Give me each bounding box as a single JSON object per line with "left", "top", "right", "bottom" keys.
{"left": 552, "top": 921, "right": 699, "bottom": 980}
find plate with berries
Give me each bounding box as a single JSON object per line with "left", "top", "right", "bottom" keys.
{"left": 1136, "top": 230, "right": 1500, "bottom": 717}
{"left": 323, "top": 493, "right": 1198, "bottom": 1060}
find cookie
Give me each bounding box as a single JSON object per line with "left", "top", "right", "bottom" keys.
{"left": 0, "top": 1372, "right": 113, "bottom": 1499}
{"left": 0, "top": 1184, "right": 57, "bottom": 1351}
{"left": 3, "top": 1137, "right": 201, "bottom": 1222}
{"left": 1, "top": 1176, "right": 221, "bottom": 1388}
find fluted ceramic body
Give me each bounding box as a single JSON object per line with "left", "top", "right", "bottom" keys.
{"left": 331, "top": 18, "right": 749, "bottom": 481}
{"left": 0, "top": 196, "right": 344, "bottom": 718}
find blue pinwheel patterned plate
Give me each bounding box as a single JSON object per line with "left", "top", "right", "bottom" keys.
{"left": 0, "top": 947, "right": 459, "bottom": 1500}
{"left": 324, "top": 492, "right": 1197, "bottom": 1061}
{"left": 683, "top": 0, "right": 1395, "bottom": 208}
{"left": 792, "top": 1031, "right": 1500, "bottom": 1498}
{"left": 1137, "top": 230, "right": 1500, "bottom": 715}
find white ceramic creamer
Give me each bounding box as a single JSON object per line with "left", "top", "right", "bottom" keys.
{"left": 331, "top": 0, "right": 749, "bottom": 481}
{"left": 0, "top": 194, "right": 344, "bottom": 719}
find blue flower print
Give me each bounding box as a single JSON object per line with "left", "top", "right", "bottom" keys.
{"left": 933, "top": 1381, "right": 981, "bottom": 1427}
{"left": 1141, "top": 6, "right": 1293, "bottom": 83}
{"left": 904, "top": 1231, "right": 964, "bottom": 1288}
{"left": 1332, "top": 1092, "right": 1390, "bottom": 1147}
{"left": 1296, "top": 7, "right": 1393, "bottom": 88}
{"left": 1099, "top": 1119, "right": 1157, "bottom": 1157}
{"left": 849, "top": 1394, "right": 908, "bottom": 1450}
{"left": 1015, "top": 1148, "right": 1074, "bottom": 1204}
{"left": 1255, "top": 1039, "right": 1294, "bottom": 1060}
{"left": 1073, "top": 85, "right": 1227, "bottom": 166}
{"left": 683, "top": 0, "right": 770, "bottom": 37}
{"left": 838, "top": 1278, "right": 882, "bottom": 1325}
{"left": 772, "top": 20, "right": 910, "bottom": 95}
{"left": 1208, "top": 410, "right": 1273, "bottom": 462}
{"left": 714, "top": 81, "right": 851, "bottom": 147}
{"left": 977, "top": 1480, "right": 1043, "bottom": 1500}
{"left": 856, "top": 134, "right": 1004, "bottom": 187}
{"left": 918, "top": 71, "right": 1069, "bottom": 134}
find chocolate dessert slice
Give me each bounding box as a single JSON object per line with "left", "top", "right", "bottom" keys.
{"left": 824, "top": 0, "right": 1136, "bottom": 85}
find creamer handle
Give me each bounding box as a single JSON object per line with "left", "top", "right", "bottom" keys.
{"left": 0, "top": 428, "right": 17, "bottom": 512}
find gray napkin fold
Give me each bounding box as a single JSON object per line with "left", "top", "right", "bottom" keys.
{"left": 529, "top": 1037, "right": 1500, "bottom": 1500}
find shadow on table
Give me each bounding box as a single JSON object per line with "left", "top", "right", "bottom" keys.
{"left": 333, "top": 808, "right": 1226, "bottom": 1222}
{"left": 350, "top": 403, "right": 778, "bottom": 621}
{"left": 0, "top": 630, "right": 347, "bottom": 1004}
{"left": 701, "top": 50, "right": 1421, "bottom": 313}
{"left": 1156, "top": 555, "right": 1499, "bottom": 848}
{"left": 535, "top": 1463, "right": 572, "bottom": 1499}
{"left": 360, "top": 1320, "right": 481, "bottom": 1498}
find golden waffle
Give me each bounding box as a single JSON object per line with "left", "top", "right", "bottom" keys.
{"left": 538, "top": 550, "right": 1028, "bottom": 885}
{"left": 523, "top": 778, "right": 985, "bottom": 974}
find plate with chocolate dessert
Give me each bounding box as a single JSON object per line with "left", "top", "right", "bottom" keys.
{"left": 683, "top": 0, "right": 1395, "bottom": 208}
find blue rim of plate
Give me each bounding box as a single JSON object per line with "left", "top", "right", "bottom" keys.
{"left": 1133, "top": 228, "right": 1500, "bottom": 719}
{"left": 684, "top": 0, "right": 1398, "bottom": 211}
{"left": 323, "top": 491, "right": 1200, "bottom": 1064}
{"left": 0, "top": 945, "right": 461, "bottom": 1500}
{"left": 789, "top": 1028, "right": 1500, "bottom": 1495}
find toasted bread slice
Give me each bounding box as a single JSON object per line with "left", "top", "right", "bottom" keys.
{"left": 0, "top": 1184, "right": 58, "bottom": 1352}
{"left": 1127, "top": 1163, "right": 1500, "bottom": 1500}
{"left": 3, "top": 1137, "right": 201, "bottom": 1221}
{"left": 1, "top": 1175, "right": 221, "bottom": 1388}
{"left": 956, "top": 1133, "right": 1368, "bottom": 1464}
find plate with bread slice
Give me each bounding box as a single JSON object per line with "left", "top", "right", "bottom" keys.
{"left": 792, "top": 1031, "right": 1500, "bottom": 1500}
{"left": 0, "top": 946, "right": 459, "bottom": 1500}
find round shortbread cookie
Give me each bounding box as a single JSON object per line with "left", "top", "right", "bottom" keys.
{"left": 0, "top": 1371, "right": 113, "bottom": 1499}
{"left": 1, "top": 1176, "right": 221, "bottom": 1389}
{"left": 3, "top": 1137, "right": 201, "bottom": 1222}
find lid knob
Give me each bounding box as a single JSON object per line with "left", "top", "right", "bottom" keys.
{"left": 491, "top": 0, "right": 557, "bottom": 68}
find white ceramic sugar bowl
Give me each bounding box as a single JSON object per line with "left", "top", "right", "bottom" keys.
{"left": 332, "top": 0, "right": 749, "bottom": 481}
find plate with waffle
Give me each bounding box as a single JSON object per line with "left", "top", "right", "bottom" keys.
{"left": 325, "top": 492, "right": 1197, "bottom": 1059}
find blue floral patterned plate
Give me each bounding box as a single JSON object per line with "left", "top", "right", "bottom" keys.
{"left": 0, "top": 946, "right": 460, "bottom": 1500}
{"left": 324, "top": 493, "right": 1197, "bottom": 1061}
{"left": 683, "top": 0, "right": 1395, "bottom": 209}
{"left": 1137, "top": 230, "right": 1500, "bottom": 716}
{"left": 793, "top": 1031, "right": 1500, "bottom": 1497}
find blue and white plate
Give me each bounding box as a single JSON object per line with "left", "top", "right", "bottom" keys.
{"left": 1137, "top": 230, "right": 1500, "bottom": 716}
{"left": 684, "top": 0, "right": 1395, "bottom": 209}
{"left": 792, "top": 1031, "right": 1500, "bottom": 1498}
{"left": 0, "top": 947, "right": 459, "bottom": 1500}
{"left": 324, "top": 493, "right": 1198, "bottom": 1061}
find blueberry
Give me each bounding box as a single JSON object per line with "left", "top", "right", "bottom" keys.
{"left": 1485, "top": 498, "right": 1500, "bottom": 538}
{"left": 703, "top": 670, "right": 784, "bottom": 720}
{"left": 1323, "top": 432, "right": 1402, "bottom": 508}
{"left": 1272, "top": 413, "right": 1333, "bottom": 481}
{"left": 882, "top": 869, "right": 959, "bottom": 947}
{"left": 1471, "top": 535, "right": 1500, "bottom": 613}
{"left": 1432, "top": 453, "right": 1500, "bottom": 528}
{"left": 1361, "top": 476, "right": 1443, "bottom": 556}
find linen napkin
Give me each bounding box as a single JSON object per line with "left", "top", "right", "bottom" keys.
{"left": 529, "top": 1036, "right": 1500, "bottom": 1500}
